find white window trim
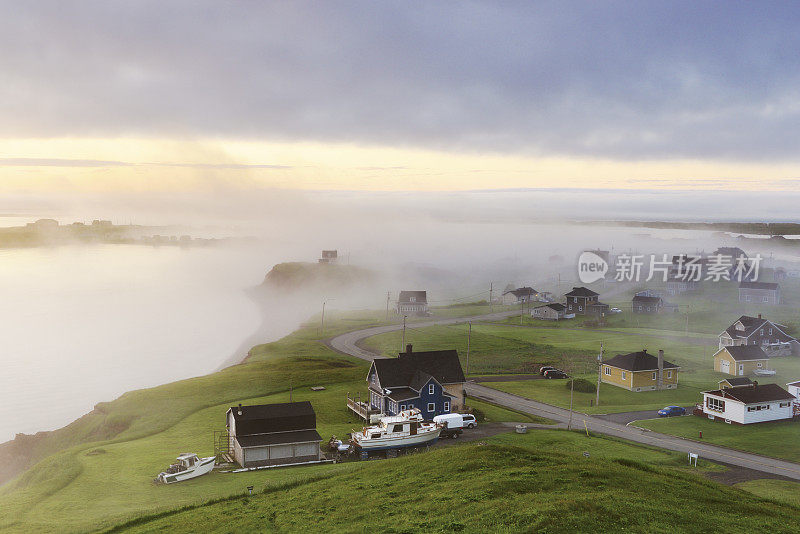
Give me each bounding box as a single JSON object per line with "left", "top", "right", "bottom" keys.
{"left": 652, "top": 372, "right": 656, "bottom": 380}
{"left": 667, "top": 370, "right": 672, "bottom": 379}
{"left": 621, "top": 371, "right": 627, "bottom": 380}
{"left": 428, "top": 383, "right": 435, "bottom": 395}
{"left": 427, "top": 402, "right": 435, "bottom": 412}
{"left": 443, "top": 401, "right": 450, "bottom": 412}
{"left": 604, "top": 366, "right": 611, "bottom": 376}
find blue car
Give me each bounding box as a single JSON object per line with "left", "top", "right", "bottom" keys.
{"left": 657, "top": 406, "right": 686, "bottom": 417}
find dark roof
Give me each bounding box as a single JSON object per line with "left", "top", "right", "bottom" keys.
{"left": 722, "top": 345, "right": 770, "bottom": 361}
{"left": 372, "top": 347, "right": 465, "bottom": 389}
{"left": 565, "top": 286, "right": 598, "bottom": 298}
{"left": 720, "top": 377, "right": 754, "bottom": 387}
{"left": 385, "top": 387, "right": 419, "bottom": 401}
{"left": 398, "top": 290, "right": 427, "bottom": 304}
{"left": 705, "top": 383, "right": 795, "bottom": 404}
{"left": 227, "top": 401, "right": 316, "bottom": 436}
{"left": 739, "top": 281, "right": 779, "bottom": 290}
{"left": 236, "top": 429, "right": 322, "bottom": 448}
{"left": 722, "top": 315, "right": 795, "bottom": 343}
{"left": 506, "top": 287, "right": 537, "bottom": 297}
{"left": 603, "top": 350, "right": 678, "bottom": 372}
{"left": 409, "top": 369, "right": 436, "bottom": 391}
{"left": 632, "top": 295, "right": 663, "bottom": 305}
{"left": 541, "top": 303, "right": 566, "bottom": 311}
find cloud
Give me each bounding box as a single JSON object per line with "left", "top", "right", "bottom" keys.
{"left": 0, "top": 158, "right": 291, "bottom": 170}
{"left": 1, "top": 2, "right": 800, "bottom": 162}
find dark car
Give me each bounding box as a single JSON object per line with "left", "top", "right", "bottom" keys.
{"left": 539, "top": 365, "right": 557, "bottom": 376}
{"left": 657, "top": 406, "right": 686, "bottom": 417}
{"left": 544, "top": 370, "right": 569, "bottom": 379}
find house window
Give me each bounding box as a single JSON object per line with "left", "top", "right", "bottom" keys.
{"left": 780, "top": 402, "right": 791, "bottom": 408}
{"left": 769, "top": 328, "right": 773, "bottom": 335}
{"left": 760, "top": 329, "right": 764, "bottom": 335}
{"left": 706, "top": 397, "right": 725, "bottom": 413}
{"left": 444, "top": 401, "right": 450, "bottom": 412}
{"left": 667, "top": 370, "right": 672, "bottom": 379}
{"left": 410, "top": 296, "right": 416, "bottom": 302}
{"left": 745, "top": 295, "right": 751, "bottom": 302}
{"left": 573, "top": 297, "right": 578, "bottom": 303}
{"left": 604, "top": 366, "right": 611, "bottom": 376}
{"left": 652, "top": 372, "right": 656, "bottom": 380}
{"left": 428, "top": 384, "right": 435, "bottom": 395}
{"left": 400, "top": 404, "right": 406, "bottom": 411}
{"left": 621, "top": 371, "right": 627, "bottom": 380}
{"left": 579, "top": 306, "right": 583, "bottom": 312}
{"left": 764, "top": 297, "right": 769, "bottom": 303}
{"left": 427, "top": 402, "right": 435, "bottom": 412}
{"left": 757, "top": 362, "right": 763, "bottom": 368}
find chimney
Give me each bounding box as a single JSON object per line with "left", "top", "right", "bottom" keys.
{"left": 237, "top": 403, "right": 243, "bottom": 416}
{"left": 657, "top": 350, "right": 664, "bottom": 390}
{"left": 758, "top": 314, "right": 762, "bottom": 320}
{"left": 406, "top": 344, "right": 413, "bottom": 355}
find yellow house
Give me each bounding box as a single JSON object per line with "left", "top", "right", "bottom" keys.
{"left": 601, "top": 349, "right": 679, "bottom": 392}
{"left": 713, "top": 345, "right": 770, "bottom": 376}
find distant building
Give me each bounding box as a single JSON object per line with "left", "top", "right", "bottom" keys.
{"left": 601, "top": 349, "right": 679, "bottom": 392}
{"left": 701, "top": 383, "right": 795, "bottom": 425}
{"left": 225, "top": 402, "right": 322, "bottom": 468}
{"left": 26, "top": 218, "right": 59, "bottom": 230}
{"left": 363, "top": 345, "right": 466, "bottom": 419}
{"left": 665, "top": 254, "right": 705, "bottom": 295}
{"left": 564, "top": 286, "right": 607, "bottom": 316}
{"left": 719, "top": 377, "right": 754, "bottom": 389}
{"left": 396, "top": 291, "right": 428, "bottom": 315}
{"left": 319, "top": 250, "right": 338, "bottom": 264}
{"left": 786, "top": 381, "right": 800, "bottom": 401}
{"left": 718, "top": 314, "right": 799, "bottom": 355}
{"left": 632, "top": 295, "right": 663, "bottom": 314}
{"left": 774, "top": 267, "right": 788, "bottom": 281}
{"left": 531, "top": 303, "right": 573, "bottom": 321}
{"left": 739, "top": 281, "right": 781, "bottom": 305}
{"left": 713, "top": 345, "right": 771, "bottom": 376}
{"left": 502, "top": 287, "right": 537, "bottom": 305}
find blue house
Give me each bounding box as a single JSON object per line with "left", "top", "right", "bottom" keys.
{"left": 365, "top": 344, "right": 467, "bottom": 419}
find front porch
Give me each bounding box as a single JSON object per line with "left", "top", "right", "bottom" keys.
{"left": 346, "top": 392, "right": 382, "bottom": 422}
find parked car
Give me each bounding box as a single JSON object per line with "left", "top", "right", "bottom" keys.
{"left": 609, "top": 307, "right": 622, "bottom": 314}
{"left": 539, "top": 365, "right": 557, "bottom": 375}
{"left": 461, "top": 414, "right": 477, "bottom": 429}
{"left": 544, "top": 370, "right": 569, "bottom": 379}
{"left": 432, "top": 413, "right": 464, "bottom": 438}
{"left": 657, "top": 406, "right": 686, "bottom": 417}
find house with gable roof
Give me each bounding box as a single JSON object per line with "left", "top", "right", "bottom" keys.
{"left": 362, "top": 344, "right": 466, "bottom": 419}
{"left": 718, "top": 314, "right": 799, "bottom": 355}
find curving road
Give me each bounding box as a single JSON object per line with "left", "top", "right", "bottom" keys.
{"left": 327, "top": 312, "right": 800, "bottom": 481}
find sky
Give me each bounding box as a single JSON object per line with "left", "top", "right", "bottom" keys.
{"left": 2, "top": 1, "right": 800, "bottom": 193}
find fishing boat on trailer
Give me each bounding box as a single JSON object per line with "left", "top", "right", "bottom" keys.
{"left": 351, "top": 408, "right": 441, "bottom": 452}
{"left": 156, "top": 453, "right": 215, "bottom": 484}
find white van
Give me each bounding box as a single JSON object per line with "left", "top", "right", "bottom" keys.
{"left": 461, "top": 414, "right": 477, "bottom": 429}
{"left": 432, "top": 413, "right": 464, "bottom": 438}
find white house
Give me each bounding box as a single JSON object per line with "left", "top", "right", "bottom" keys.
{"left": 701, "top": 383, "right": 795, "bottom": 425}
{"left": 787, "top": 381, "right": 800, "bottom": 401}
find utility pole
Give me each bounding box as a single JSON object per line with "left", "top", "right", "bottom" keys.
{"left": 489, "top": 282, "right": 493, "bottom": 313}
{"left": 401, "top": 315, "right": 407, "bottom": 351}
{"left": 685, "top": 304, "right": 689, "bottom": 335}
{"left": 320, "top": 300, "right": 326, "bottom": 336}
{"left": 520, "top": 299, "right": 524, "bottom": 325}
{"left": 596, "top": 342, "right": 603, "bottom": 407}
{"left": 466, "top": 321, "right": 472, "bottom": 376}
{"left": 568, "top": 370, "right": 575, "bottom": 430}
{"left": 386, "top": 291, "right": 390, "bottom": 321}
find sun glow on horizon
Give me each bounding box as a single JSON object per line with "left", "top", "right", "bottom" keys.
{"left": 2, "top": 137, "right": 800, "bottom": 193}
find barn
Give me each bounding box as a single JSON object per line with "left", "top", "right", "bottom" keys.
{"left": 226, "top": 401, "right": 322, "bottom": 468}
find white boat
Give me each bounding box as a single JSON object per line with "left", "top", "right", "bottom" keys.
{"left": 351, "top": 409, "right": 441, "bottom": 452}
{"left": 156, "top": 453, "right": 215, "bottom": 484}
{"left": 754, "top": 369, "right": 777, "bottom": 376}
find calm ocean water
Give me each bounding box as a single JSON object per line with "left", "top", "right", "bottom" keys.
{"left": 0, "top": 245, "right": 279, "bottom": 442}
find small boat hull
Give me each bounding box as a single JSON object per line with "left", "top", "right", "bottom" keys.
{"left": 157, "top": 456, "right": 215, "bottom": 484}
{"left": 352, "top": 427, "right": 441, "bottom": 451}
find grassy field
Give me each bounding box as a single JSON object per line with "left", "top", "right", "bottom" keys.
{"left": 0, "top": 305, "right": 528, "bottom": 534}
{"left": 107, "top": 429, "right": 798, "bottom": 533}
{"left": 635, "top": 415, "right": 800, "bottom": 463}
{"left": 736, "top": 479, "right": 800, "bottom": 508}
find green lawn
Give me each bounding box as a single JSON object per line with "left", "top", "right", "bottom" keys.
{"left": 467, "top": 397, "right": 552, "bottom": 425}
{"left": 635, "top": 415, "right": 800, "bottom": 463}
{"left": 736, "top": 479, "right": 800, "bottom": 508}
{"left": 108, "top": 430, "right": 798, "bottom": 533}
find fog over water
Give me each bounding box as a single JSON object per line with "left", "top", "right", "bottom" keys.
{"left": 2, "top": 188, "right": 799, "bottom": 442}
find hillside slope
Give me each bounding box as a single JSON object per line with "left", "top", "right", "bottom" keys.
{"left": 109, "top": 441, "right": 798, "bottom": 533}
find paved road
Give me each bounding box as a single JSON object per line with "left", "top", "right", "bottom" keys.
{"left": 467, "top": 384, "right": 800, "bottom": 481}
{"left": 328, "top": 314, "right": 800, "bottom": 481}
{"left": 327, "top": 310, "right": 519, "bottom": 361}
{"left": 595, "top": 408, "right": 694, "bottom": 425}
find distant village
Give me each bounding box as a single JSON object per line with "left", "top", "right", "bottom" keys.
{"left": 0, "top": 218, "right": 247, "bottom": 248}
{"left": 163, "top": 245, "right": 800, "bottom": 482}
